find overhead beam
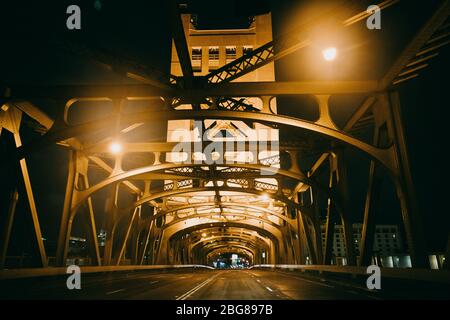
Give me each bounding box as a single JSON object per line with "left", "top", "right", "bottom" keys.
{"left": 2, "top": 84, "right": 172, "bottom": 100}
{"left": 2, "top": 80, "right": 377, "bottom": 101}
{"left": 204, "top": 0, "right": 396, "bottom": 84}
{"left": 378, "top": 0, "right": 450, "bottom": 89}
{"left": 62, "top": 39, "right": 176, "bottom": 90}
{"left": 189, "top": 81, "right": 379, "bottom": 98}
{"left": 169, "top": 0, "right": 194, "bottom": 87}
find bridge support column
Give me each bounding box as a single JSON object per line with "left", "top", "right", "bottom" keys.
{"left": 0, "top": 189, "right": 19, "bottom": 269}
{"left": 57, "top": 151, "right": 101, "bottom": 266}
{"left": 311, "top": 188, "right": 324, "bottom": 264}
{"left": 335, "top": 150, "right": 356, "bottom": 266}
{"left": 359, "top": 99, "right": 388, "bottom": 266}
{"left": 115, "top": 205, "right": 140, "bottom": 265}
{"left": 3, "top": 107, "right": 48, "bottom": 267}
{"left": 323, "top": 205, "right": 336, "bottom": 265}
{"left": 139, "top": 218, "right": 154, "bottom": 265}
{"left": 79, "top": 175, "right": 102, "bottom": 266}
{"left": 103, "top": 183, "right": 120, "bottom": 265}
{"left": 386, "top": 92, "right": 429, "bottom": 268}
{"left": 56, "top": 150, "right": 77, "bottom": 266}
{"left": 323, "top": 158, "right": 338, "bottom": 265}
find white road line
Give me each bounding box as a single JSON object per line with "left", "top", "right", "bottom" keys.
{"left": 176, "top": 273, "right": 220, "bottom": 300}
{"left": 346, "top": 290, "right": 359, "bottom": 295}
{"left": 265, "top": 286, "right": 274, "bottom": 292}
{"left": 256, "top": 279, "right": 261, "bottom": 283}
{"left": 106, "top": 288, "right": 125, "bottom": 295}
{"left": 149, "top": 281, "right": 159, "bottom": 284}
{"left": 278, "top": 272, "right": 335, "bottom": 288}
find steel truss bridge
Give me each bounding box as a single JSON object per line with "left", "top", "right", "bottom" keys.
{"left": 1, "top": 0, "right": 450, "bottom": 281}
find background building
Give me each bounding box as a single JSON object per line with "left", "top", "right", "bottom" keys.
{"left": 320, "top": 223, "right": 408, "bottom": 267}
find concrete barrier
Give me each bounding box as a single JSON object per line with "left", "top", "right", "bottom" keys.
{"left": 250, "top": 264, "right": 450, "bottom": 284}
{"left": 0, "top": 264, "right": 214, "bottom": 280}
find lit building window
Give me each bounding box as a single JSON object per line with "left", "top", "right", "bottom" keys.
{"left": 208, "top": 46, "right": 219, "bottom": 70}
{"left": 226, "top": 46, "right": 236, "bottom": 63}
{"left": 243, "top": 45, "right": 253, "bottom": 55}
{"left": 192, "top": 47, "right": 202, "bottom": 72}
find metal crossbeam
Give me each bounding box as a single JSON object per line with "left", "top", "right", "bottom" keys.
{"left": 379, "top": 0, "right": 450, "bottom": 89}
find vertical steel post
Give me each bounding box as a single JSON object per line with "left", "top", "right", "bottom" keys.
{"left": 13, "top": 131, "right": 48, "bottom": 267}
{"left": 0, "top": 190, "right": 19, "bottom": 269}
{"left": 323, "top": 166, "right": 337, "bottom": 265}
{"left": 103, "top": 183, "right": 119, "bottom": 265}
{"left": 311, "top": 188, "right": 324, "bottom": 264}
{"left": 335, "top": 150, "right": 356, "bottom": 266}
{"left": 116, "top": 206, "right": 140, "bottom": 265}
{"left": 386, "top": 91, "right": 429, "bottom": 268}
{"left": 359, "top": 102, "right": 387, "bottom": 266}
{"left": 81, "top": 175, "right": 102, "bottom": 266}
{"left": 139, "top": 219, "right": 154, "bottom": 265}
{"left": 56, "top": 150, "right": 77, "bottom": 266}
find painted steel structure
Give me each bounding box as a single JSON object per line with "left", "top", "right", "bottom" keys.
{"left": 1, "top": 0, "right": 450, "bottom": 271}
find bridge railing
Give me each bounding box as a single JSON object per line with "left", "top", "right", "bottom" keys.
{"left": 250, "top": 264, "right": 450, "bottom": 284}
{"left": 0, "top": 264, "right": 214, "bottom": 280}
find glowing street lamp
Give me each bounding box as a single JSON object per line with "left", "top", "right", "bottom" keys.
{"left": 109, "top": 141, "right": 123, "bottom": 154}
{"left": 322, "top": 47, "right": 337, "bottom": 61}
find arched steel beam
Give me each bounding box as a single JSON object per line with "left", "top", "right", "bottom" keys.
{"left": 73, "top": 183, "right": 312, "bottom": 219}
{"left": 190, "top": 236, "right": 269, "bottom": 252}
{"left": 207, "top": 247, "right": 254, "bottom": 260}
{"left": 163, "top": 211, "right": 283, "bottom": 230}
{"left": 206, "top": 247, "right": 255, "bottom": 262}
{"left": 168, "top": 222, "right": 279, "bottom": 244}
{"left": 161, "top": 202, "right": 290, "bottom": 223}
{"left": 72, "top": 162, "right": 316, "bottom": 209}
{"left": 177, "top": 227, "right": 270, "bottom": 243}
{"left": 202, "top": 244, "right": 257, "bottom": 258}
{"left": 129, "top": 186, "right": 311, "bottom": 219}
{"left": 200, "top": 241, "right": 259, "bottom": 253}
{"left": 191, "top": 234, "right": 268, "bottom": 248}
{"left": 17, "top": 109, "right": 395, "bottom": 173}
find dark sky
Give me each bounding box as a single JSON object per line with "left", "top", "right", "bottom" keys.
{"left": 0, "top": 0, "right": 449, "bottom": 258}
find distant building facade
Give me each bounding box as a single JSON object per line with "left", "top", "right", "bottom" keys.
{"left": 321, "top": 223, "right": 409, "bottom": 267}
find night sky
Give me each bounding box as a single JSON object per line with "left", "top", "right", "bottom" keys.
{"left": 0, "top": 0, "right": 449, "bottom": 259}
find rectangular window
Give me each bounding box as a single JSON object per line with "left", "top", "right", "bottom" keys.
{"left": 243, "top": 45, "right": 253, "bottom": 55}
{"left": 208, "top": 46, "right": 219, "bottom": 70}
{"left": 192, "top": 47, "right": 202, "bottom": 72}
{"left": 226, "top": 46, "right": 236, "bottom": 63}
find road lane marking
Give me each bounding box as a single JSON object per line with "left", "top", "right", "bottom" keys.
{"left": 149, "top": 281, "right": 159, "bottom": 284}
{"left": 265, "top": 286, "right": 274, "bottom": 292}
{"left": 176, "top": 273, "right": 220, "bottom": 300}
{"left": 106, "top": 288, "right": 125, "bottom": 295}
{"left": 256, "top": 279, "right": 261, "bottom": 283}
{"left": 275, "top": 271, "right": 335, "bottom": 288}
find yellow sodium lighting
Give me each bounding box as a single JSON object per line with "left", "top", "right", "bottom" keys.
{"left": 109, "top": 142, "right": 123, "bottom": 154}
{"left": 322, "top": 47, "right": 337, "bottom": 61}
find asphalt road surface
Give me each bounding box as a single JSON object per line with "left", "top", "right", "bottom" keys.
{"left": 0, "top": 269, "right": 449, "bottom": 299}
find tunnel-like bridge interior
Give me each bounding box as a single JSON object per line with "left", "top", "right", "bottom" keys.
{"left": 1, "top": 1, "right": 450, "bottom": 301}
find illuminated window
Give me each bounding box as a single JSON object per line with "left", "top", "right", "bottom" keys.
{"left": 192, "top": 47, "right": 202, "bottom": 72}
{"left": 208, "top": 46, "right": 220, "bottom": 70}
{"left": 226, "top": 46, "right": 236, "bottom": 63}
{"left": 243, "top": 45, "right": 253, "bottom": 55}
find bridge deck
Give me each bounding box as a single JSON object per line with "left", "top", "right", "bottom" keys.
{"left": 1, "top": 269, "right": 449, "bottom": 300}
